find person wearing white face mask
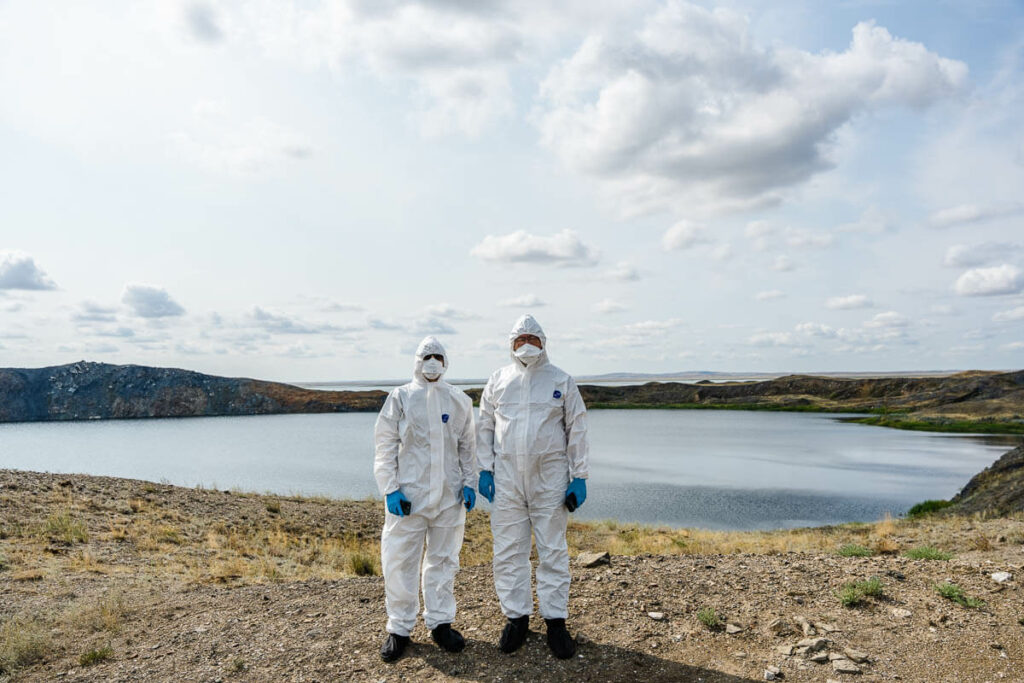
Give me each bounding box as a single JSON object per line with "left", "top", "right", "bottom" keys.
{"left": 374, "top": 336, "right": 478, "bottom": 662}
{"left": 477, "top": 314, "right": 590, "bottom": 659}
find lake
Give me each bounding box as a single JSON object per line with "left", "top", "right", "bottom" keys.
{"left": 0, "top": 410, "right": 1014, "bottom": 530}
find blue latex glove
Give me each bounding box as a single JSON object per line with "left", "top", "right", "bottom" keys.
{"left": 479, "top": 470, "right": 495, "bottom": 503}
{"left": 463, "top": 486, "right": 476, "bottom": 512}
{"left": 386, "top": 489, "right": 410, "bottom": 517}
{"left": 565, "top": 478, "right": 587, "bottom": 511}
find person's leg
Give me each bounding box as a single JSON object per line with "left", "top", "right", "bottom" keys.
{"left": 422, "top": 503, "right": 467, "bottom": 652}
{"left": 530, "top": 503, "right": 570, "bottom": 620}
{"left": 381, "top": 514, "right": 428, "bottom": 637}
{"left": 491, "top": 465, "right": 532, "bottom": 652}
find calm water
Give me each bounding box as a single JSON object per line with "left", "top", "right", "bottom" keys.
{"left": 0, "top": 411, "right": 1014, "bottom": 530}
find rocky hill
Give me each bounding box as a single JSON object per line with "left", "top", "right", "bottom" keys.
{"left": 948, "top": 444, "right": 1024, "bottom": 515}
{"left": 0, "top": 361, "right": 384, "bottom": 423}
{"left": 2, "top": 361, "right": 1023, "bottom": 429}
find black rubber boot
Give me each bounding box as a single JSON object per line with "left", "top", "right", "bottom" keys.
{"left": 431, "top": 623, "right": 466, "bottom": 653}
{"left": 380, "top": 633, "right": 411, "bottom": 663}
{"left": 545, "top": 618, "right": 576, "bottom": 659}
{"left": 498, "top": 615, "right": 529, "bottom": 653}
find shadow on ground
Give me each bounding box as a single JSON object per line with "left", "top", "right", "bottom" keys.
{"left": 411, "top": 635, "right": 756, "bottom": 682}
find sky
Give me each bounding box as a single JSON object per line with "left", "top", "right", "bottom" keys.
{"left": 1, "top": 0, "right": 1022, "bottom": 382}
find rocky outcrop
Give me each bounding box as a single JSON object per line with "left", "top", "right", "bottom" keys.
{"left": 947, "top": 444, "right": 1024, "bottom": 515}
{"left": 0, "top": 361, "right": 385, "bottom": 423}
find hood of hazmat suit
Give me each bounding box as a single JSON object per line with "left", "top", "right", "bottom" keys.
{"left": 476, "top": 315, "right": 589, "bottom": 621}
{"left": 373, "top": 336, "right": 478, "bottom": 636}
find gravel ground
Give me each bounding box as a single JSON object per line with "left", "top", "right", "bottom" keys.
{"left": 2, "top": 470, "right": 1023, "bottom": 682}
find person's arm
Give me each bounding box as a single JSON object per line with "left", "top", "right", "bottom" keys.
{"left": 457, "top": 393, "right": 477, "bottom": 490}
{"left": 476, "top": 378, "right": 497, "bottom": 474}
{"left": 564, "top": 376, "right": 589, "bottom": 480}
{"left": 373, "top": 390, "right": 403, "bottom": 497}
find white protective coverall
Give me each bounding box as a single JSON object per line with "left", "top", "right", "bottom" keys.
{"left": 374, "top": 336, "right": 477, "bottom": 636}
{"left": 477, "top": 315, "right": 589, "bottom": 620}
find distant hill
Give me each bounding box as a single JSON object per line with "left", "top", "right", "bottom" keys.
{"left": 0, "top": 361, "right": 384, "bottom": 423}
{"left": 1, "top": 361, "right": 1022, "bottom": 428}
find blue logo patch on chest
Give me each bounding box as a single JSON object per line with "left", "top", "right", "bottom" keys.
{"left": 553, "top": 390, "right": 562, "bottom": 399}
{"left": 441, "top": 413, "right": 450, "bottom": 423}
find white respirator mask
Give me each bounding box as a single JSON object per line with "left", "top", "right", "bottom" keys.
{"left": 421, "top": 358, "right": 444, "bottom": 380}
{"left": 513, "top": 343, "right": 542, "bottom": 366}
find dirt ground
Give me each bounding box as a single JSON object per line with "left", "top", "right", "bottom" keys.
{"left": 2, "top": 470, "right": 1023, "bottom": 682}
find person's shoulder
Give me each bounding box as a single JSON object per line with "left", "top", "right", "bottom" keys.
{"left": 542, "top": 362, "right": 572, "bottom": 381}
{"left": 486, "top": 364, "right": 517, "bottom": 383}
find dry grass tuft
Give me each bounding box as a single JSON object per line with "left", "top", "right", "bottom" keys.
{"left": 42, "top": 508, "right": 88, "bottom": 544}
{"left": 0, "top": 614, "right": 52, "bottom": 674}
{"left": 66, "top": 593, "right": 128, "bottom": 634}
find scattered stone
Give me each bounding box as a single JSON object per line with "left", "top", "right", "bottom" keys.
{"left": 815, "top": 621, "right": 839, "bottom": 633}
{"left": 578, "top": 551, "right": 611, "bottom": 568}
{"left": 726, "top": 623, "right": 742, "bottom": 634}
{"left": 766, "top": 617, "right": 794, "bottom": 637}
{"left": 775, "top": 645, "right": 794, "bottom": 656}
{"left": 647, "top": 611, "right": 665, "bottom": 621}
{"left": 829, "top": 652, "right": 846, "bottom": 661}
{"left": 843, "top": 648, "right": 869, "bottom": 663}
{"left": 808, "top": 652, "right": 830, "bottom": 664}
{"left": 832, "top": 658, "right": 862, "bottom": 675}
{"left": 990, "top": 642, "right": 1003, "bottom": 650}
{"left": 892, "top": 608, "right": 913, "bottom": 619}
{"left": 991, "top": 571, "right": 1013, "bottom": 584}
{"left": 796, "top": 637, "right": 829, "bottom": 653}
{"left": 732, "top": 651, "right": 747, "bottom": 659}
{"left": 794, "top": 615, "right": 815, "bottom": 636}
{"left": 764, "top": 665, "right": 782, "bottom": 680}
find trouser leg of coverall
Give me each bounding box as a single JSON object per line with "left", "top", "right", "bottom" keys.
{"left": 530, "top": 504, "right": 570, "bottom": 619}
{"left": 421, "top": 522, "right": 465, "bottom": 630}
{"left": 381, "top": 515, "right": 427, "bottom": 636}
{"left": 491, "top": 509, "right": 533, "bottom": 619}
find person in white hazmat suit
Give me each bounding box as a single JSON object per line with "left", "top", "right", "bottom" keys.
{"left": 373, "top": 336, "right": 478, "bottom": 663}
{"left": 477, "top": 314, "right": 589, "bottom": 659}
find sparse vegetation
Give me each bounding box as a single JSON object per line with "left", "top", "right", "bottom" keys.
{"left": 265, "top": 500, "right": 281, "bottom": 514}
{"left": 349, "top": 552, "right": 377, "bottom": 576}
{"left": 0, "top": 614, "right": 52, "bottom": 674}
{"left": 42, "top": 508, "right": 88, "bottom": 544}
{"left": 838, "top": 543, "right": 873, "bottom": 557}
{"left": 907, "top": 499, "right": 953, "bottom": 518}
{"left": 66, "top": 593, "right": 127, "bottom": 633}
{"left": 79, "top": 645, "right": 113, "bottom": 666}
{"left": 697, "top": 607, "right": 722, "bottom": 630}
{"left": 0, "top": 551, "right": 9, "bottom": 571}
{"left": 904, "top": 546, "right": 953, "bottom": 561}
{"left": 851, "top": 416, "right": 1024, "bottom": 435}
{"left": 935, "top": 582, "right": 985, "bottom": 609}
{"left": 839, "top": 577, "right": 885, "bottom": 607}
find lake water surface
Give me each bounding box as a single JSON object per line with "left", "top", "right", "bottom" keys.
{"left": 0, "top": 410, "right": 1014, "bottom": 530}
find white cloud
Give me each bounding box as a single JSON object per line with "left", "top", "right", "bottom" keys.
{"left": 755, "top": 290, "right": 784, "bottom": 301}
{"left": 993, "top": 306, "right": 1024, "bottom": 323}
{"left": 864, "top": 311, "right": 909, "bottom": 328}
{"left": 606, "top": 261, "right": 640, "bottom": 281}
{"left": 748, "top": 331, "right": 794, "bottom": 347}
{"left": 795, "top": 322, "right": 838, "bottom": 338}
{"left": 0, "top": 251, "right": 57, "bottom": 290}
{"left": 784, "top": 228, "right": 834, "bottom": 249}
{"left": 413, "top": 317, "right": 457, "bottom": 335}
{"left": 1001, "top": 341, "right": 1024, "bottom": 351}
{"left": 927, "top": 202, "right": 1024, "bottom": 229}
{"left": 661, "top": 221, "right": 710, "bottom": 250}
{"left": 826, "top": 294, "right": 873, "bottom": 310}
{"left": 623, "top": 318, "right": 682, "bottom": 334}
{"left": 592, "top": 298, "right": 626, "bottom": 314}
{"left": 954, "top": 264, "right": 1024, "bottom": 296}
{"left": 121, "top": 283, "right": 186, "bottom": 318}
{"left": 498, "top": 294, "right": 546, "bottom": 307}
{"left": 836, "top": 206, "right": 895, "bottom": 234}
{"left": 772, "top": 255, "right": 795, "bottom": 272}
{"left": 249, "top": 306, "right": 344, "bottom": 334}
{"left": 710, "top": 243, "right": 734, "bottom": 261}
{"left": 942, "top": 242, "right": 1020, "bottom": 268}
{"left": 537, "top": 6, "right": 966, "bottom": 216}
{"left": 423, "top": 303, "right": 479, "bottom": 320}
{"left": 72, "top": 301, "right": 118, "bottom": 323}
{"left": 471, "top": 229, "right": 599, "bottom": 266}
